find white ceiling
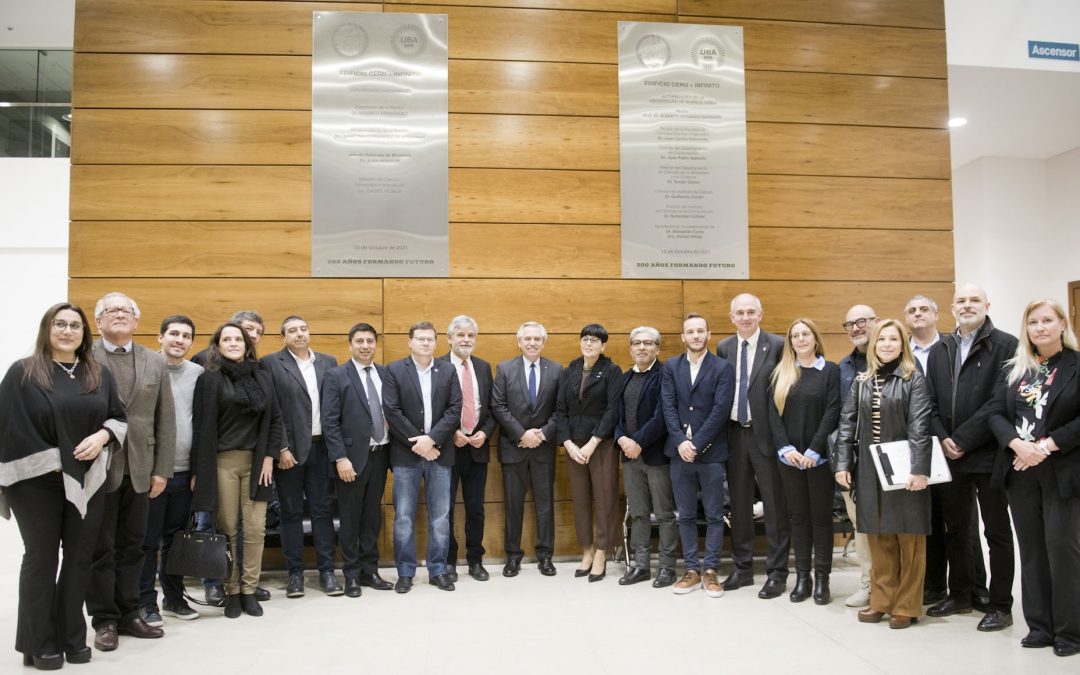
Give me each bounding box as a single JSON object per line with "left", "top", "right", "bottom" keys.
{"left": 0, "top": 0, "right": 74, "bottom": 49}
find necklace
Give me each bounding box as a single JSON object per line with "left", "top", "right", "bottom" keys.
{"left": 54, "top": 356, "right": 79, "bottom": 379}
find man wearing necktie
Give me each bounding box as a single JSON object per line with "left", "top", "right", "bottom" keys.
{"left": 437, "top": 315, "right": 497, "bottom": 582}
{"left": 490, "top": 321, "right": 563, "bottom": 578}
{"left": 716, "top": 293, "right": 790, "bottom": 599}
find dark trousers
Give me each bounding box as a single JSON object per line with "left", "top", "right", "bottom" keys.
{"left": 670, "top": 459, "right": 726, "bottom": 572}
{"left": 566, "top": 438, "right": 621, "bottom": 550}
{"left": 1007, "top": 463, "right": 1080, "bottom": 649}
{"left": 448, "top": 451, "right": 488, "bottom": 566}
{"left": 623, "top": 458, "right": 677, "bottom": 570}
{"left": 7, "top": 473, "right": 104, "bottom": 657}
{"left": 87, "top": 475, "right": 150, "bottom": 628}
{"left": 276, "top": 439, "right": 336, "bottom": 575}
{"left": 778, "top": 461, "right": 834, "bottom": 573}
{"left": 502, "top": 454, "right": 555, "bottom": 561}
{"left": 925, "top": 483, "right": 988, "bottom": 597}
{"left": 940, "top": 471, "right": 1014, "bottom": 611}
{"left": 337, "top": 446, "right": 389, "bottom": 579}
{"left": 138, "top": 471, "right": 192, "bottom": 609}
{"left": 727, "top": 423, "right": 790, "bottom": 579}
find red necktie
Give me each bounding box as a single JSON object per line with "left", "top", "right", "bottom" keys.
{"left": 461, "top": 359, "right": 478, "bottom": 433}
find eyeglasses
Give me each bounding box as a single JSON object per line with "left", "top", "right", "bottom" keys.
{"left": 630, "top": 340, "right": 657, "bottom": 347}
{"left": 410, "top": 336, "right": 435, "bottom": 343}
{"left": 52, "top": 320, "right": 83, "bottom": 332}
{"left": 102, "top": 307, "right": 135, "bottom": 317}
{"left": 580, "top": 336, "right": 603, "bottom": 344}
{"left": 842, "top": 317, "right": 875, "bottom": 332}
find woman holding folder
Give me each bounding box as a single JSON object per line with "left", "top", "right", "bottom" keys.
{"left": 834, "top": 319, "right": 932, "bottom": 629}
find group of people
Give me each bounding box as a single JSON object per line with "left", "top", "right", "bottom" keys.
{"left": 1, "top": 285, "right": 1079, "bottom": 669}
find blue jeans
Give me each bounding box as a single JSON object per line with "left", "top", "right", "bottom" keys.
{"left": 392, "top": 461, "right": 451, "bottom": 578}
{"left": 670, "top": 460, "right": 727, "bottom": 572}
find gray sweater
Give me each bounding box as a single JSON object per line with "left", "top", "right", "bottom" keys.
{"left": 167, "top": 359, "right": 203, "bottom": 472}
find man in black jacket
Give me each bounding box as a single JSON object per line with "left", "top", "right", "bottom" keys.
{"left": 924, "top": 283, "right": 1018, "bottom": 632}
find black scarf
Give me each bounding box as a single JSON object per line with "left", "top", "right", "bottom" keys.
{"left": 219, "top": 360, "right": 266, "bottom": 414}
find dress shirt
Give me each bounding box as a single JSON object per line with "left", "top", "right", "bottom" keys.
{"left": 686, "top": 350, "right": 708, "bottom": 440}
{"left": 909, "top": 334, "right": 939, "bottom": 374}
{"left": 101, "top": 337, "right": 134, "bottom": 353}
{"left": 352, "top": 358, "right": 388, "bottom": 445}
{"left": 289, "top": 348, "right": 322, "bottom": 436}
{"left": 412, "top": 357, "right": 434, "bottom": 434}
{"left": 957, "top": 328, "right": 977, "bottom": 364}
{"left": 632, "top": 359, "right": 658, "bottom": 374}
{"left": 729, "top": 328, "right": 760, "bottom": 422}
{"left": 450, "top": 352, "right": 481, "bottom": 434}
{"left": 522, "top": 355, "right": 542, "bottom": 391}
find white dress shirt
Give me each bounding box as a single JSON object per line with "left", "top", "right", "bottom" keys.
{"left": 450, "top": 352, "right": 481, "bottom": 434}
{"left": 730, "top": 328, "right": 761, "bottom": 422}
{"left": 290, "top": 349, "right": 321, "bottom": 436}
{"left": 352, "top": 359, "right": 388, "bottom": 445}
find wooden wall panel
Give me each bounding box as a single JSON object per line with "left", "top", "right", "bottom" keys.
{"left": 451, "top": 169, "right": 620, "bottom": 224}
{"left": 678, "top": 0, "right": 945, "bottom": 29}
{"left": 387, "top": 0, "right": 675, "bottom": 13}
{"left": 451, "top": 61, "right": 617, "bottom": 117}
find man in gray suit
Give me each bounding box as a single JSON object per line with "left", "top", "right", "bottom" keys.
{"left": 88, "top": 292, "right": 176, "bottom": 650}
{"left": 262, "top": 315, "right": 341, "bottom": 598}
{"left": 490, "top": 321, "right": 562, "bottom": 578}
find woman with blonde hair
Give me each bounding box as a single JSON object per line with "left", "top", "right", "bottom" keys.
{"left": 767, "top": 318, "right": 841, "bottom": 604}
{"left": 988, "top": 299, "right": 1080, "bottom": 657}
{"left": 834, "top": 318, "right": 931, "bottom": 629}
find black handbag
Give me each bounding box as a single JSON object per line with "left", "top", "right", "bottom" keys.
{"left": 167, "top": 516, "right": 232, "bottom": 581}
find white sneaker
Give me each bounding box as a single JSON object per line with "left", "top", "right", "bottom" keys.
{"left": 845, "top": 587, "right": 870, "bottom": 608}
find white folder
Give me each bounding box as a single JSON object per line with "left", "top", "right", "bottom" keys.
{"left": 868, "top": 437, "right": 952, "bottom": 491}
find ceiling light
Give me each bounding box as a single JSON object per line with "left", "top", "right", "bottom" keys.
{"left": 948, "top": 117, "right": 968, "bottom": 128}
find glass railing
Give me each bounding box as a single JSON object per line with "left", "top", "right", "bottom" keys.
{"left": 0, "top": 50, "right": 72, "bottom": 158}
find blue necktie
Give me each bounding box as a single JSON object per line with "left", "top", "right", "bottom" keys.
{"left": 737, "top": 340, "right": 750, "bottom": 425}
{"left": 528, "top": 362, "right": 538, "bottom": 406}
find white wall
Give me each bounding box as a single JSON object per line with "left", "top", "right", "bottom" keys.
{"left": 946, "top": 0, "right": 1080, "bottom": 72}
{"left": 0, "top": 158, "right": 70, "bottom": 372}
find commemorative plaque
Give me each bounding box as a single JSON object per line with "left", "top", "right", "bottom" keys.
{"left": 312, "top": 12, "right": 449, "bottom": 277}
{"left": 618, "top": 22, "right": 749, "bottom": 279}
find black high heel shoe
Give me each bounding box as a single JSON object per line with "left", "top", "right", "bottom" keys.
{"left": 588, "top": 560, "right": 607, "bottom": 583}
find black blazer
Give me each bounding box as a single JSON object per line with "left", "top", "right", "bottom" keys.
{"left": 261, "top": 347, "right": 338, "bottom": 465}
{"left": 989, "top": 347, "right": 1080, "bottom": 498}
{"left": 436, "top": 352, "right": 497, "bottom": 463}
{"left": 555, "top": 354, "right": 624, "bottom": 444}
{"left": 717, "top": 330, "right": 785, "bottom": 455}
{"left": 321, "top": 361, "right": 388, "bottom": 477}
{"left": 382, "top": 357, "right": 462, "bottom": 468}
{"left": 660, "top": 352, "right": 735, "bottom": 463}
{"left": 490, "top": 356, "right": 562, "bottom": 464}
{"left": 613, "top": 360, "right": 668, "bottom": 465}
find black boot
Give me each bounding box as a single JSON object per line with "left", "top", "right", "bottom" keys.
{"left": 789, "top": 570, "right": 812, "bottom": 603}
{"left": 813, "top": 570, "right": 831, "bottom": 605}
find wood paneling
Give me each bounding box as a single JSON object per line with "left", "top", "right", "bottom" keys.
{"left": 451, "top": 60, "right": 617, "bottom": 117}
{"left": 451, "top": 168, "right": 620, "bottom": 224}
{"left": 389, "top": 0, "right": 675, "bottom": 12}
{"left": 451, "top": 114, "right": 618, "bottom": 170}
{"left": 679, "top": 0, "right": 945, "bottom": 29}
{"left": 451, "top": 223, "right": 621, "bottom": 278}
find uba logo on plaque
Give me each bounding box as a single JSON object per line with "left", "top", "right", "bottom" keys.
{"left": 391, "top": 24, "right": 427, "bottom": 59}
{"left": 689, "top": 37, "right": 725, "bottom": 71}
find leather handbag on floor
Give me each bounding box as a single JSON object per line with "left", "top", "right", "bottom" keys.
{"left": 167, "top": 515, "right": 233, "bottom": 581}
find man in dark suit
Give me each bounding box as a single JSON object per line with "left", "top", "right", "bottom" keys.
{"left": 88, "top": 292, "right": 176, "bottom": 650}
{"left": 321, "top": 322, "right": 395, "bottom": 597}
{"left": 661, "top": 313, "right": 734, "bottom": 597}
{"left": 490, "top": 321, "right": 563, "bottom": 578}
{"left": 383, "top": 321, "right": 463, "bottom": 593}
{"left": 437, "top": 315, "right": 497, "bottom": 582}
{"left": 262, "top": 315, "right": 341, "bottom": 598}
{"left": 716, "top": 293, "right": 790, "bottom": 599}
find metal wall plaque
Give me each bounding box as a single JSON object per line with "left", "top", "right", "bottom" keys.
{"left": 618, "top": 22, "right": 749, "bottom": 279}
{"left": 312, "top": 12, "right": 449, "bottom": 277}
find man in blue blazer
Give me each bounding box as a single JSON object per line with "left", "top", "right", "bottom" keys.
{"left": 262, "top": 315, "right": 340, "bottom": 598}
{"left": 382, "top": 321, "right": 463, "bottom": 593}
{"left": 661, "top": 313, "right": 735, "bottom": 598}
{"left": 321, "top": 322, "right": 394, "bottom": 598}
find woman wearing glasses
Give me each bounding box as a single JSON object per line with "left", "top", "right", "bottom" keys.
{"left": 555, "top": 324, "right": 624, "bottom": 581}
{"left": 190, "top": 323, "right": 283, "bottom": 618}
{"left": 834, "top": 319, "right": 932, "bottom": 629}
{"left": 0, "top": 303, "right": 126, "bottom": 669}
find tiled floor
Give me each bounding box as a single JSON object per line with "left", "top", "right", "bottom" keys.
{"left": 0, "top": 524, "right": 1075, "bottom": 674}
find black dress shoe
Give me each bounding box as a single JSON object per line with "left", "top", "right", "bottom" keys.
{"left": 205, "top": 584, "right": 225, "bottom": 607}
{"left": 359, "top": 573, "right": 394, "bottom": 591}
{"left": 240, "top": 593, "right": 263, "bottom": 617}
{"left": 758, "top": 577, "right": 786, "bottom": 599}
{"left": 224, "top": 594, "right": 242, "bottom": 619}
{"left": 972, "top": 590, "right": 991, "bottom": 613}
{"left": 503, "top": 559, "right": 521, "bottom": 577}
{"left": 619, "top": 567, "right": 651, "bottom": 586}
{"left": 588, "top": 560, "right": 606, "bottom": 583}
{"left": 922, "top": 588, "right": 948, "bottom": 606}
{"left": 721, "top": 570, "right": 754, "bottom": 590}
{"left": 255, "top": 586, "right": 271, "bottom": 602}
{"left": 446, "top": 568, "right": 459, "bottom": 583}
{"left": 429, "top": 574, "right": 456, "bottom": 591}
{"left": 574, "top": 568, "right": 590, "bottom": 578}
{"left": 1053, "top": 643, "right": 1080, "bottom": 657}
{"left": 94, "top": 623, "right": 118, "bottom": 651}
{"left": 653, "top": 568, "right": 677, "bottom": 588}
{"left": 468, "top": 562, "right": 490, "bottom": 581}
{"left": 394, "top": 576, "right": 413, "bottom": 594}
{"left": 789, "top": 572, "right": 812, "bottom": 603}
{"left": 286, "top": 572, "right": 305, "bottom": 598}
{"left": 1021, "top": 632, "right": 1053, "bottom": 648}
{"left": 65, "top": 646, "right": 92, "bottom": 664}
{"left": 926, "top": 598, "right": 973, "bottom": 617}
{"left": 344, "top": 578, "right": 362, "bottom": 598}
{"left": 118, "top": 617, "right": 164, "bottom": 638}
{"left": 23, "top": 653, "right": 63, "bottom": 670}
{"left": 320, "top": 570, "right": 344, "bottom": 596}
{"left": 977, "top": 610, "right": 1012, "bottom": 632}
{"left": 538, "top": 558, "right": 557, "bottom": 576}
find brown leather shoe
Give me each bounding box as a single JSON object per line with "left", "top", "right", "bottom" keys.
{"left": 93, "top": 623, "right": 118, "bottom": 651}
{"left": 889, "top": 615, "right": 917, "bottom": 629}
{"left": 858, "top": 608, "right": 885, "bottom": 623}
{"left": 118, "top": 617, "right": 164, "bottom": 639}
{"left": 702, "top": 570, "right": 724, "bottom": 598}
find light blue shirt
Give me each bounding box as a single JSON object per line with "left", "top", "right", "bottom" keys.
{"left": 412, "top": 357, "right": 434, "bottom": 433}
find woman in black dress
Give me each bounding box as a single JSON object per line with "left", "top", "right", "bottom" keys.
{"left": 0, "top": 303, "right": 126, "bottom": 669}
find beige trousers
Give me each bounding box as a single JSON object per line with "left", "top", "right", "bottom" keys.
{"left": 214, "top": 450, "right": 267, "bottom": 595}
